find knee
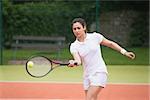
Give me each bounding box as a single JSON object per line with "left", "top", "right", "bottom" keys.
{"left": 86, "top": 93, "right": 97, "bottom": 100}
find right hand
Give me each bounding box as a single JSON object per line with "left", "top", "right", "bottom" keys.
{"left": 68, "top": 60, "right": 77, "bottom": 67}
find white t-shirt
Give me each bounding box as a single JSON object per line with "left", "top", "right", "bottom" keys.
{"left": 70, "top": 32, "right": 108, "bottom": 77}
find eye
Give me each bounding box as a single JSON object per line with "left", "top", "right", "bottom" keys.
{"left": 77, "top": 27, "right": 81, "bottom": 29}
{"left": 73, "top": 28, "right": 76, "bottom": 30}
{"left": 73, "top": 27, "right": 81, "bottom": 31}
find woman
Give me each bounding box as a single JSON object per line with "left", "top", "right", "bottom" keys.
{"left": 68, "top": 18, "right": 135, "bottom": 100}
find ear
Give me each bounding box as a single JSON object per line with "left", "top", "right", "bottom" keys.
{"left": 83, "top": 26, "right": 86, "bottom": 31}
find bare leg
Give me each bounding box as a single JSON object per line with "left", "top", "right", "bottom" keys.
{"left": 86, "top": 86, "right": 103, "bottom": 100}
{"left": 85, "top": 90, "right": 88, "bottom": 99}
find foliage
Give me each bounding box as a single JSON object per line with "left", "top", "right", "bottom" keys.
{"left": 100, "top": 1, "right": 149, "bottom": 47}
{"left": 2, "top": 0, "right": 149, "bottom": 47}
{"left": 128, "top": 12, "right": 149, "bottom": 47}
{"left": 2, "top": 0, "right": 96, "bottom": 47}
{"left": 100, "top": 1, "right": 149, "bottom": 12}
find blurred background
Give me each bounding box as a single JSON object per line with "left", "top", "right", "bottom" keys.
{"left": 0, "top": 0, "right": 149, "bottom": 65}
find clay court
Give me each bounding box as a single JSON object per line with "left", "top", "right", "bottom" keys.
{"left": 0, "top": 82, "right": 149, "bottom": 100}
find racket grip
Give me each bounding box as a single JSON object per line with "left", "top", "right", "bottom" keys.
{"left": 74, "top": 62, "right": 78, "bottom": 65}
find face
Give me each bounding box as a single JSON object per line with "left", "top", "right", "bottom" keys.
{"left": 72, "top": 22, "right": 86, "bottom": 38}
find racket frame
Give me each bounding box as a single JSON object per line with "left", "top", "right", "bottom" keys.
{"left": 25, "top": 55, "right": 68, "bottom": 78}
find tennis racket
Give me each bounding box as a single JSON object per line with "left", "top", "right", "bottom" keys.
{"left": 25, "top": 55, "right": 76, "bottom": 78}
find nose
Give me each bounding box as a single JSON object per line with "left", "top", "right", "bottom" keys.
{"left": 75, "top": 30, "right": 79, "bottom": 32}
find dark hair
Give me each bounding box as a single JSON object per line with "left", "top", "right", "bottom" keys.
{"left": 71, "top": 18, "right": 87, "bottom": 29}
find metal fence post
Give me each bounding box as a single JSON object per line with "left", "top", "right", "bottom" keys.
{"left": 0, "top": 0, "right": 3, "bottom": 65}
{"left": 96, "top": 0, "right": 100, "bottom": 32}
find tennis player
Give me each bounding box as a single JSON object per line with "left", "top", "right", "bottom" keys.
{"left": 68, "top": 18, "right": 135, "bottom": 100}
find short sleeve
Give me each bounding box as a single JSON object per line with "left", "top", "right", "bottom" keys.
{"left": 70, "top": 43, "right": 78, "bottom": 54}
{"left": 93, "top": 32, "right": 104, "bottom": 43}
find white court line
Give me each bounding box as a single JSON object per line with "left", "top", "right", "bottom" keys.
{"left": 0, "top": 98, "right": 83, "bottom": 100}
{"left": 0, "top": 80, "right": 82, "bottom": 84}
{"left": 0, "top": 80, "right": 149, "bottom": 86}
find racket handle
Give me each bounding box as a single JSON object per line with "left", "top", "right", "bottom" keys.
{"left": 74, "top": 62, "right": 78, "bottom": 65}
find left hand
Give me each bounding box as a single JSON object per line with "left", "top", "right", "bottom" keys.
{"left": 124, "top": 52, "right": 135, "bottom": 60}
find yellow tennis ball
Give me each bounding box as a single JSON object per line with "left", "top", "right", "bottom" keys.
{"left": 27, "top": 61, "right": 34, "bottom": 68}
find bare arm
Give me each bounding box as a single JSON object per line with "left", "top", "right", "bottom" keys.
{"left": 101, "top": 38, "right": 135, "bottom": 59}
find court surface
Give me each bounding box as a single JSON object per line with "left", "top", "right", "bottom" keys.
{"left": 0, "top": 81, "right": 149, "bottom": 100}
{"left": 0, "top": 65, "right": 149, "bottom": 99}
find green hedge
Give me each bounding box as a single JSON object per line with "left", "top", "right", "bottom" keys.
{"left": 128, "top": 12, "right": 149, "bottom": 47}
{"left": 2, "top": 1, "right": 149, "bottom": 48}
{"left": 3, "top": 1, "right": 96, "bottom": 47}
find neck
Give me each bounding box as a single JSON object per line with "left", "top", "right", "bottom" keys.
{"left": 77, "top": 33, "right": 86, "bottom": 42}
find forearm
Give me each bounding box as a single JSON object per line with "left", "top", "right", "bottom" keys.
{"left": 106, "top": 41, "right": 127, "bottom": 54}
{"left": 101, "top": 39, "right": 135, "bottom": 59}
{"left": 72, "top": 53, "right": 82, "bottom": 65}
{"left": 69, "top": 52, "right": 82, "bottom": 67}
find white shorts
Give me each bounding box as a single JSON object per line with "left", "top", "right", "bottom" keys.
{"left": 83, "top": 72, "right": 108, "bottom": 90}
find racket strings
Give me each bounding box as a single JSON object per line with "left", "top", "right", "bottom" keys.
{"left": 27, "top": 57, "right": 52, "bottom": 77}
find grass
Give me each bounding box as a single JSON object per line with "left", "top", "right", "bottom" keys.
{"left": 0, "top": 65, "right": 149, "bottom": 84}
{"left": 107, "top": 65, "right": 149, "bottom": 83}
{"left": 102, "top": 47, "right": 149, "bottom": 65}
{"left": 2, "top": 47, "right": 149, "bottom": 65}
